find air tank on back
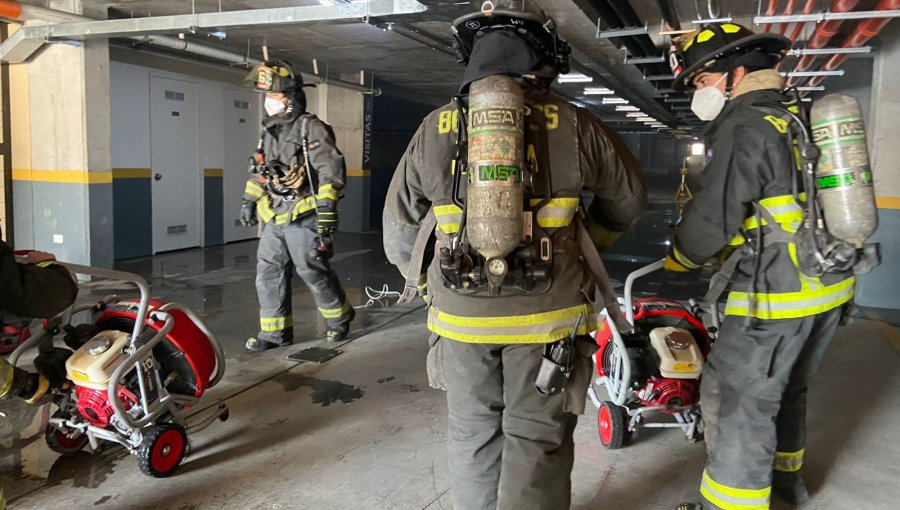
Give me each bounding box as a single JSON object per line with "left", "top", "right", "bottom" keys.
{"left": 466, "top": 75, "right": 526, "bottom": 259}
{"left": 810, "top": 93, "right": 878, "bottom": 248}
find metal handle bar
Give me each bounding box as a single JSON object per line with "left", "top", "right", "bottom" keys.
{"left": 624, "top": 258, "right": 666, "bottom": 325}
{"left": 59, "top": 263, "right": 152, "bottom": 343}
{"left": 108, "top": 313, "right": 175, "bottom": 430}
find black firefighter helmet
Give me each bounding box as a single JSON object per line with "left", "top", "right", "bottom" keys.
{"left": 452, "top": 0, "right": 571, "bottom": 78}
{"left": 670, "top": 22, "right": 790, "bottom": 92}
{"left": 243, "top": 59, "right": 312, "bottom": 93}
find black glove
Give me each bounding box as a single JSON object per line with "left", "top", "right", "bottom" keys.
{"left": 316, "top": 206, "right": 339, "bottom": 235}
{"left": 240, "top": 201, "right": 258, "bottom": 227}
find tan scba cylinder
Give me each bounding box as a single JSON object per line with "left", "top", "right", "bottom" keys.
{"left": 811, "top": 93, "right": 878, "bottom": 248}
{"left": 466, "top": 75, "right": 526, "bottom": 259}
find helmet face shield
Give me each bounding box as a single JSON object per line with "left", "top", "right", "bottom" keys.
{"left": 244, "top": 62, "right": 296, "bottom": 93}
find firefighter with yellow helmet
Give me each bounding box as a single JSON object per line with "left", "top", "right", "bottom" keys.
{"left": 666, "top": 23, "right": 858, "bottom": 509}
{"left": 240, "top": 60, "right": 354, "bottom": 351}
{"left": 383, "top": 1, "right": 646, "bottom": 508}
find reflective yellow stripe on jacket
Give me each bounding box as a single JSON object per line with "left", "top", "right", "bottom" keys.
{"left": 245, "top": 180, "right": 264, "bottom": 199}
{"left": 725, "top": 276, "right": 855, "bottom": 319}
{"left": 316, "top": 184, "right": 340, "bottom": 202}
{"left": 724, "top": 193, "right": 854, "bottom": 319}
{"left": 428, "top": 304, "right": 594, "bottom": 344}
{"left": 529, "top": 197, "right": 579, "bottom": 228}
{"left": 433, "top": 204, "right": 462, "bottom": 234}
{"left": 258, "top": 196, "right": 317, "bottom": 225}
{"left": 700, "top": 470, "right": 770, "bottom": 510}
{"left": 729, "top": 194, "right": 805, "bottom": 246}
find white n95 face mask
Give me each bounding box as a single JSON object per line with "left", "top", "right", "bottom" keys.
{"left": 690, "top": 74, "right": 728, "bottom": 121}
{"left": 264, "top": 97, "right": 287, "bottom": 116}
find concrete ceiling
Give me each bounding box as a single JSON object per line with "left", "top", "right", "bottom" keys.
{"left": 25, "top": 0, "right": 894, "bottom": 133}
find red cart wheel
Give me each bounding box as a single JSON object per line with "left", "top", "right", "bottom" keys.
{"left": 45, "top": 413, "right": 89, "bottom": 455}
{"left": 598, "top": 401, "right": 628, "bottom": 449}
{"left": 137, "top": 423, "right": 187, "bottom": 477}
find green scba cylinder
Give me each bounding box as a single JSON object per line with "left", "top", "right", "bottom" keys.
{"left": 466, "top": 75, "right": 525, "bottom": 259}
{"left": 811, "top": 93, "right": 878, "bottom": 248}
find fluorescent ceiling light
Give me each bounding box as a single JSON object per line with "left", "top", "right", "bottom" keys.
{"left": 603, "top": 97, "right": 629, "bottom": 105}
{"left": 616, "top": 105, "right": 640, "bottom": 111}
{"left": 797, "top": 86, "right": 825, "bottom": 91}
{"left": 625, "top": 112, "right": 647, "bottom": 117}
{"left": 558, "top": 72, "right": 593, "bottom": 83}
{"left": 584, "top": 87, "right": 614, "bottom": 95}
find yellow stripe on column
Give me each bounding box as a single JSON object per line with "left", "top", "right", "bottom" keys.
{"left": 112, "top": 168, "right": 152, "bottom": 179}
{"left": 12, "top": 169, "right": 113, "bottom": 184}
{"left": 876, "top": 196, "right": 900, "bottom": 209}
{"left": 347, "top": 169, "right": 371, "bottom": 177}
{"left": 204, "top": 168, "right": 224, "bottom": 177}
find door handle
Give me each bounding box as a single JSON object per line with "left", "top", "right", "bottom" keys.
{"left": 154, "top": 173, "right": 162, "bottom": 181}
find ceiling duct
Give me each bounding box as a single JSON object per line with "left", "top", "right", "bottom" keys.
{"left": 0, "top": 0, "right": 385, "bottom": 94}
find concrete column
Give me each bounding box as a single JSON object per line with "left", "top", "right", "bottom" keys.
{"left": 857, "top": 28, "right": 900, "bottom": 309}
{"left": 9, "top": 0, "right": 113, "bottom": 266}
{"left": 315, "top": 75, "right": 370, "bottom": 232}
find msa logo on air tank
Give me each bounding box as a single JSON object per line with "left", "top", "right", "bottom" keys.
{"left": 469, "top": 165, "right": 523, "bottom": 183}
{"left": 811, "top": 119, "right": 866, "bottom": 145}
{"left": 469, "top": 107, "right": 522, "bottom": 129}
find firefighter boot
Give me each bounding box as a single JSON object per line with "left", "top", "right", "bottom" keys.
{"left": 772, "top": 470, "right": 810, "bottom": 506}
{"left": 326, "top": 307, "right": 355, "bottom": 343}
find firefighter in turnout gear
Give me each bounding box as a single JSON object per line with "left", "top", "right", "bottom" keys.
{"left": 666, "top": 23, "right": 856, "bottom": 509}
{"left": 2, "top": 234, "right": 78, "bottom": 510}
{"left": 383, "top": 2, "right": 646, "bottom": 508}
{"left": 240, "top": 60, "right": 354, "bottom": 352}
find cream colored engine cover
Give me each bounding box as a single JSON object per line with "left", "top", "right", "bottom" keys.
{"left": 649, "top": 327, "right": 703, "bottom": 379}
{"left": 65, "top": 330, "right": 130, "bottom": 390}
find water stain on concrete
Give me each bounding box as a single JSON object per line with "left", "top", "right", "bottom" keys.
{"left": 377, "top": 376, "right": 396, "bottom": 384}
{"left": 47, "top": 450, "right": 118, "bottom": 489}
{"left": 277, "top": 374, "right": 365, "bottom": 407}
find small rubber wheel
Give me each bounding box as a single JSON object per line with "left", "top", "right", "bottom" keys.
{"left": 137, "top": 423, "right": 188, "bottom": 478}
{"left": 45, "top": 413, "right": 89, "bottom": 455}
{"left": 597, "top": 401, "right": 628, "bottom": 449}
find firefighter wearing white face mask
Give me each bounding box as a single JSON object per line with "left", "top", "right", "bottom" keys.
{"left": 239, "top": 60, "right": 354, "bottom": 350}
{"left": 666, "top": 23, "right": 856, "bottom": 510}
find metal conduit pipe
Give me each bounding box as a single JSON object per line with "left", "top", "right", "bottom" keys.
{"left": 0, "top": 0, "right": 379, "bottom": 95}
{"left": 803, "top": 0, "right": 900, "bottom": 91}
{"left": 785, "top": 0, "right": 861, "bottom": 87}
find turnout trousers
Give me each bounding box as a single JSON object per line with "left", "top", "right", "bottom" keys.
{"left": 699, "top": 307, "right": 842, "bottom": 509}
{"left": 442, "top": 339, "right": 591, "bottom": 510}
{"left": 255, "top": 216, "right": 352, "bottom": 344}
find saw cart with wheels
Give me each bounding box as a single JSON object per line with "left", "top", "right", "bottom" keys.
{"left": 7, "top": 263, "right": 228, "bottom": 477}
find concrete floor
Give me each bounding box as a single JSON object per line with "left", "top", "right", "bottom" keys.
{"left": 2, "top": 231, "right": 899, "bottom": 510}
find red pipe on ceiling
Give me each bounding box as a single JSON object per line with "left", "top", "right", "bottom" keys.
{"left": 785, "top": 0, "right": 862, "bottom": 87}
{"left": 788, "top": 0, "right": 817, "bottom": 42}
{"left": 804, "top": 0, "right": 900, "bottom": 91}
{"left": 779, "top": 0, "right": 797, "bottom": 35}
{"left": 763, "top": 0, "right": 780, "bottom": 33}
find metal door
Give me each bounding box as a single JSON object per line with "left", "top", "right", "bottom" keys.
{"left": 150, "top": 75, "right": 201, "bottom": 253}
